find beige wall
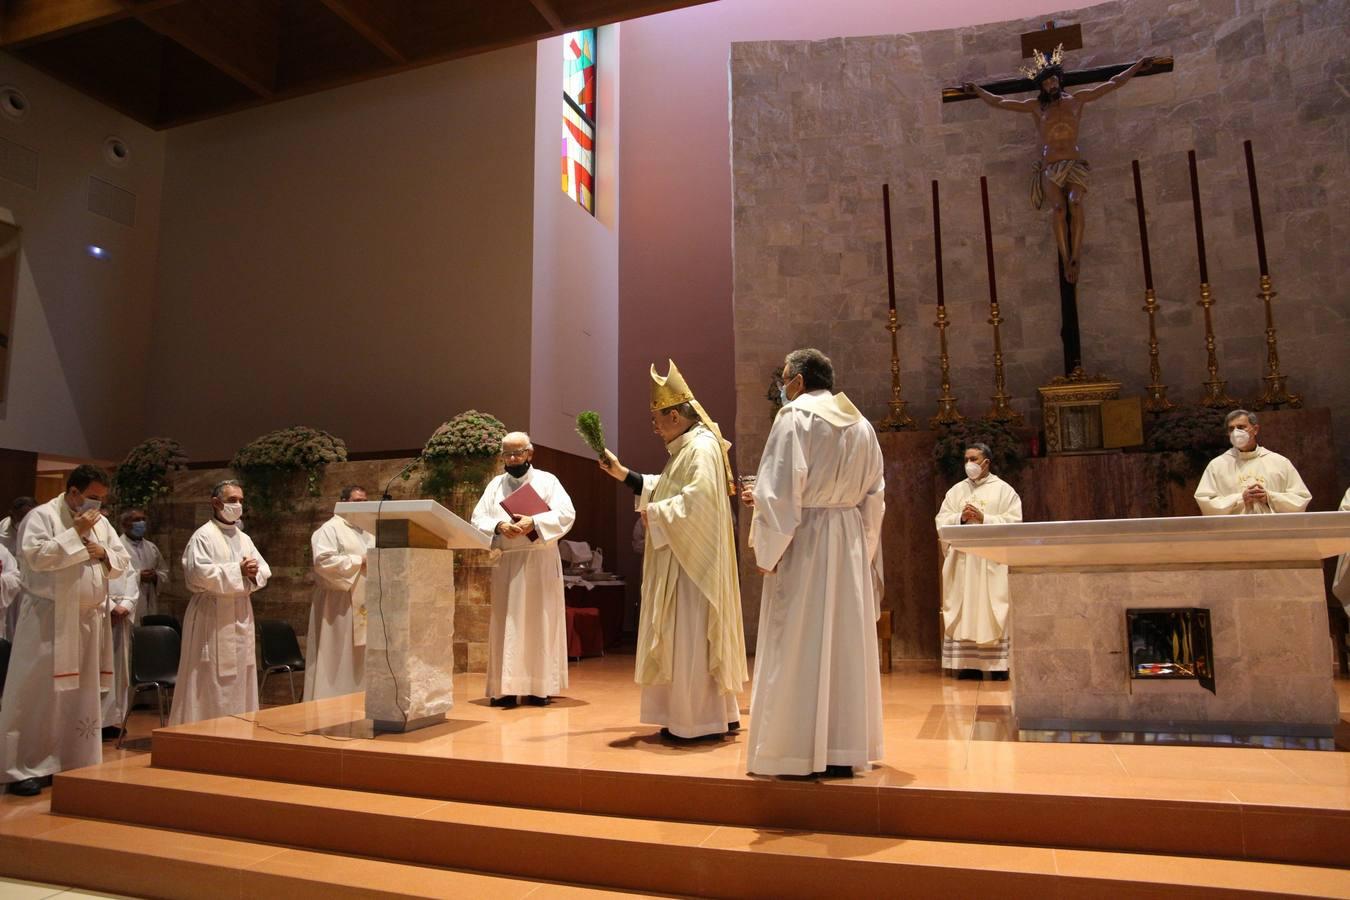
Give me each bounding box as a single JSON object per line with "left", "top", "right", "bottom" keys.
{"left": 0, "top": 56, "right": 165, "bottom": 460}
{"left": 148, "top": 45, "right": 538, "bottom": 460}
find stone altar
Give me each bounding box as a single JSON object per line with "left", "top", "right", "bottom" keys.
{"left": 941, "top": 511, "right": 1350, "bottom": 745}
{"left": 338, "top": 499, "right": 491, "bottom": 732}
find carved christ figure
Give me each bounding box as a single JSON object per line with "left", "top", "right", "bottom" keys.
{"left": 964, "top": 48, "right": 1153, "bottom": 283}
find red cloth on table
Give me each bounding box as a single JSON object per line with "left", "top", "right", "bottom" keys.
{"left": 566, "top": 607, "right": 604, "bottom": 659}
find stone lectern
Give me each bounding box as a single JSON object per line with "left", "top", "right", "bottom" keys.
{"left": 940, "top": 512, "right": 1350, "bottom": 746}
{"left": 334, "top": 499, "right": 491, "bottom": 733}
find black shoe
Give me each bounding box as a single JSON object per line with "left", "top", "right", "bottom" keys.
{"left": 823, "top": 764, "right": 854, "bottom": 778}
{"left": 727, "top": 721, "right": 741, "bottom": 733}
{"left": 523, "top": 695, "right": 551, "bottom": 707}
{"left": 489, "top": 696, "right": 518, "bottom": 708}
{"left": 957, "top": 669, "right": 984, "bottom": 681}
{"left": 989, "top": 671, "right": 1009, "bottom": 682}
{"left": 102, "top": 725, "right": 124, "bottom": 741}
{"left": 8, "top": 777, "right": 42, "bottom": 796}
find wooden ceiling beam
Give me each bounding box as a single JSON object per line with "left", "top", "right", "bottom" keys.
{"left": 528, "top": 0, "right": 564, "bottom": 32}
{"left": 134, "top": 0, "right": 280, "bottom": 97}
{"left": 0, "top": 0, "right": 130, "bottom": 47}
{"left": 317, "top": 0, "right": 405, "bottom": 63}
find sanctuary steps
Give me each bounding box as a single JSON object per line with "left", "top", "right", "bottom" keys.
{"left": 37, "top": 755, "right": 1350, "bottom": 899}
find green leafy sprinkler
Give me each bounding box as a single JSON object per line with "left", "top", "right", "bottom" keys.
{"left": 575, "top": 411, "right": 610, "bottom": 467}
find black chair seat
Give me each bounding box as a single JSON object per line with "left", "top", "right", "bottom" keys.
{"left": 141, "top": 614, "right": 182, "bottom": 634}
{"left": 257, "top": 619, "right": 305, "bottom": 704}
{"left": 118, "top": 625, "right": 180, "bottom": 748}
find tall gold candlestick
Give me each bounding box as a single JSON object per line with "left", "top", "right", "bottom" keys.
{"left": 875, "top": 184, "right": 915, "bottom": 430}
{"left": 1141, "top": 287, "right": 1172, "bottom": 412}
{"left": 1197, "top": 281, "right": 1236, "bottom": 408}
{"left": 979, "top": 177, "right": 1021, "bottom": 424}
{"left": 931, "top": 304, "right": 965, "bottom": 426}
{"left": 1252, "top": 274, "right": 1302, "bottom": 409}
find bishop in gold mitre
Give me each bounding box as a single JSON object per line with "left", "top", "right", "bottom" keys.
{"left": 598, "top": 360, "right": 747, "bottom": 740}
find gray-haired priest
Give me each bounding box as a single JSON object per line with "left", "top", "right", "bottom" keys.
{"left": 744, "top": 348, "right": 885, "bottom": 777}
{"left": 471, "top": 431, "right": 576, "bottom": 708}
{"left": 1194, "top": 409, "right": 1311, "bottom": 515}
{"left": 935, "top": 443, "right": 1023, "bottom": 680}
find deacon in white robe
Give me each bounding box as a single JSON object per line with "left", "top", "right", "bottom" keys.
{"left": 1332, "top": 487, "right": 1350, "bottom": 616}
{"left": 304, "top": 486, "right": 375, "bottom": 702}
{"left": 1195, "top": 410, "right": 1310, "bottom": 515}
{"left": 0, "top": 542, "right": 21, "bottom": 642}
{"left": 471, "top": 433, "right": 576, "bottom": 706}
{"left": 168, "top": 480, "right": 271, "bottom": 726}
{"left": 935, "top": 444, "right": 1023, "bottom": 676}
{"left": 100, "top": 561, "right": 139, "bottom": 732}
{"left": 601, "top": 361, "right": 748, "bottom": 740}
{"left": 118, "top": 509, "right": 170, "bottom": 622}
{"left": 0, "top": 496, "right": 35, "bottom": 641}
{"left": 0, "top": 469, "right": 128, "bottom": 795}
{"left": 744, "top": 350, "right": 885, "bottom": 776}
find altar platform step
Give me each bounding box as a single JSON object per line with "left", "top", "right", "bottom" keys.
{"left": 45, "top": 757, "right": 1350, "bottom": 898}
{"left": 145, "top": 704, "right": 1350, "bottom": 869}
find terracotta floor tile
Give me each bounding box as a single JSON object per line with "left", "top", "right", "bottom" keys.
{"left": 1052, "top": 847, "right": 1350, "bottom": 897}
{"left": 242, "top": 847, "right": 541, "bottom": 899}
{"left": 1110, "top": 745, "right": 1312, "bottom": 784}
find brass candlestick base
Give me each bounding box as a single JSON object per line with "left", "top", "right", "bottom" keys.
{"left": 984, "top": 301, "right": 1023, "bottom": 425}
{"left": 1196, "top": 282, "right": 1237, "bottom": 408}
{"left": 875, "top": 308, "right": 916, "bottom": 431}
{"left": 1251, "top": 274, "right": 1301, "bottom": 409}
{"left": 930, "top": 305, "right": 965, "bottom": 427}
{"left": 1141, "top": 287, "right": 1173, "bottom": 412}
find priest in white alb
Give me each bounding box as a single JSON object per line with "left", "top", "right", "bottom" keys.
{"left": 935, "top": 442, "right": 1023, "bottom": 679}
{"left": 169, "top": 480, "right": 271, "bottom": 726}
{"left": 100, "top": 545, "right": 140, "bottom": 739}
{"left": 303, "top": 485, "right": 375, "bottom": 701}
{"left": 0, "top": 540, "right": 20, "bottom": 643}
{"left": 471, "top": 432, "right": 576, "bottom": 707}
{"left": 0, "top": 466, "right": 129, "bottom": 796}
{"left": 0, "top": 495, "right": 34, "bottom": 641}
{"left": 600, "top": 361, "right": 748, "bottom": 740}
{"left": 743, "top": 348, "right": 885, "bottom": 777}
{"left": 117, "top": 507, "right": 170, "bottom": 621}
{"left": 1333, "top": 486, "right": 1350, "bottom": 616}
{"left": 1194, "top": 410, "right": 1311, "bottom": 515}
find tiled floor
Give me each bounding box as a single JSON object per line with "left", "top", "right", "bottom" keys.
{"left": 0, "top": 875, "right": 135, "bottom": 898}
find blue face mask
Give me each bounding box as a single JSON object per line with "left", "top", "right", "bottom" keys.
{"left": 129, "top": 521, "right": 147, "bottom": 538}
{"left": 778, "top": 385, "right": 789, "bottom": 406}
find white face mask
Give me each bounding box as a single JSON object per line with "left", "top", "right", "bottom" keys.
{"left": 218, "top": 502, "right": 243, "bottom": 524}
{"left": 1230, "top": 428, "right": 1251, "bottom": 450}
{"left": 964, "top": 461, "right": 984, "bottom": 480}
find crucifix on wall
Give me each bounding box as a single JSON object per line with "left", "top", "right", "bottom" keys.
{"left": 945, "top": 23, "right": 1173, "bottom": 375}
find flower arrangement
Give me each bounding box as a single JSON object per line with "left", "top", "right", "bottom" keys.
{"left": 417, "top": 410, "right": 506, "bottom": 501}
{"left": 1144, "top": 405, "right": 1232, "bottom": 483}
{"left": 231, "top": 426, "right": 348, "bottom": 515}
{"left": 111, "top": 437, "right": 188, "bottom": 512}
{"left": 932, "top": 419, "right": 1026, "bottom": 484}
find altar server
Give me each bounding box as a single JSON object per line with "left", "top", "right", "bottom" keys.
{"left": 0, "top": 466, "right": 128, "bottom": 796}
{"left": 1333, "top": 487, "right": 1350, "bottom": 615}
{"left": 118, "top": 508, "right": 169, "bottom": 621}
{"left": 303, "top": 485, "right": 375, "bottom": 701}
{"left": 1194, "top": 410, "right": 1311, "bottom": 515}
{"left": 743, "top": 348, "right": 885, "bottom": 777}
{"left": 472, "top": 432, "right": 576, "bottom": 707}
{"left": 100, "top": 542, "right": 140, "bottom": 738}
{"left": 0, "top": 496, "right": 35, "bottom": 640}
{"left": 935, "top": 443, "right": 1023, "bottom": 679}
{"left": 600, "top": 361, "right": 748, "bottom": 740}
{"left": 168, "top": 480, "right": 270, "bottom": 725}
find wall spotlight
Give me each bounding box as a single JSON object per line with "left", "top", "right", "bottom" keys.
{"left": 87, "top": 245, "right": 108, "bottom": 259}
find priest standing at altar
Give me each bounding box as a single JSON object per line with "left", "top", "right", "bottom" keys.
{"left": 303, "top": 485, "right": 375, "bottom": 701}
{"left": 472, "top": 432, "right": 576, "bottom": 707}
{"left": 600, "top": 361, "right": 748, "bottom": 740}
{"left": 0, "top": 466, "right": 129, "bottom": 796}
{"left": 742, "top": 349, "right": 885, "bottom": 777}
{"left": 1194, "top": 410, "right": 1311, "bottom": 515}
{"left": 169, "top": 480, "right": 271, "bottom": 725}
{"left": 935, "top": 443, "right": 1023, "bottom": 679}
{"left": 117, "top": 508, "right": 169, "bottom": 621}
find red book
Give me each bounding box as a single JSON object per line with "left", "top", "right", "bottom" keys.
{"left": 500, "top": 482, "right": 551, "bottom": 542}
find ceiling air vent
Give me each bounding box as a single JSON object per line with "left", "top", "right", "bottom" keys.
{"left": 0, "top": 137, "right": 38, "bottom": 190}
{"left": 87, "top": 176, "right": 135, "bottom": 226}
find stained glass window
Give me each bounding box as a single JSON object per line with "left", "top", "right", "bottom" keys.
{"left": 562, "top": 29, "right": 596, "bottom": 215}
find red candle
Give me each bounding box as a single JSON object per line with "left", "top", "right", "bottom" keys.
{"left": 882, "top": 183, "right": 897, "bottom": 312}
{"left": 1131, "top": 160, "right": 1154, "bottom": 290}
{"left": 1187, "top": 149, "right": 1209, "bottom": 284}
{"left": 1243, "top": 139, "right": 1269, "bottom": 277}
{"left": 932, "top": 180, "right": 945, "bottom": 307}
{"left": 980, "top": 176, "right": 998, "bottom": 305}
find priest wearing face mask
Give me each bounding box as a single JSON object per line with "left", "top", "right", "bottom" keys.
{"left": 117, "top": 508, "right": 169, "bottom": 622}
{"left": 1194, "top": 410, "right": 1311, "bottom": 516}
{"left": 0, "top": 465, "right": 130, "bottom": 796}
{"left": 471, "top": 432, "right": 576, "bottom": 708}
{"left": 935, "top": 444, "right": 1023, "bottom": 680}
{"left": 168, "top": 480, "right": 271, "bottom": 725}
